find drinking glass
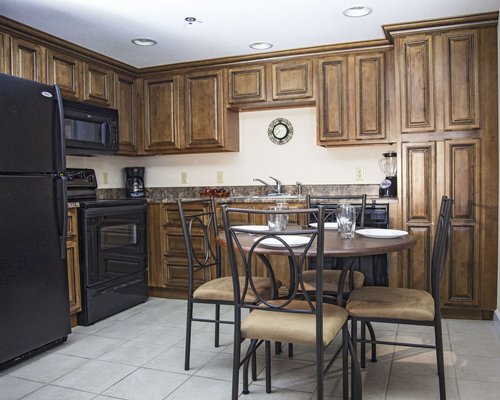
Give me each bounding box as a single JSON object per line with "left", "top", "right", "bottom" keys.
{"left": 338, "top": 204, "right": 356, "bottom": 239}
{"left": 267, "top": 203, "right": 289, "bottom": 231}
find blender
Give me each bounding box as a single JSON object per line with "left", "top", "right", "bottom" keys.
{"left": 378, "top": 152, "right": 397, "bottom": 198}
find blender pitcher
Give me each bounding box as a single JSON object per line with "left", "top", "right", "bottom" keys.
{"left": 378, "top": 152, "right": 397, "bottom": 198}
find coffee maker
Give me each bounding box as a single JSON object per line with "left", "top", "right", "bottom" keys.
{"left": 125, "top": 167, "right": 145, "bottom": 198}
{"left": 378, "top": 152, "right": 397, "bottom": 198}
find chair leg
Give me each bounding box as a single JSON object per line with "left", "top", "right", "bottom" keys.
{"left": 434, "top": 319, "right": 447, "bottom": 400}
{"left": 232, "top": 333, "right": 242, "bottom": 400}
{"left": 342, "top": 325, "right": 349, "bottom": 400}
{"left": 184, "top": 299, "right": 194, "bottom": 371}
{"left": 360, "top": 321, "right": 366, "bottom": 369}
{"left": 251, "top": 351, "right": 257, "bottom": 381}
{"left": 366, "top": 321, "right": 378, "bottom": 362}
{"left": 275, "top": 341, "right": 282, "bottom": 355}
{"left": 288, "top": 342, "right": 294, "bottom": 358}
{"left": 215, "top": 304, "right": 220, "bottom": 348}
{"left": 347, "top": 329, "right": 362, "bottom": 400}
{"left": 316, "top": 336, "right": 324, "bottom": 400}
{"left": 350, "top": 318, "right": 358, "bottom": 399}
{"left": 265, "top": 341, "right": 272, "bottom": 393}
{"left": 243, "top": 339, "right": 257, "bottom": 395}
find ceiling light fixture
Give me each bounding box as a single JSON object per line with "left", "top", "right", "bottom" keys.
{"left": 131, "top": 38, "right": 157, "bottom": 46}
{"left": 249, "top": 42, "right": 273, "bottom": 50}
{"left": 185, "top": 17, "right": 197, "bottom": 24}
{"left": 342, "top": 6, "right": 372, "bottom": 17}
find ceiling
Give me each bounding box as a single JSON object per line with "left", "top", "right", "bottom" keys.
{"left": 1, "top": 0, "right": 499, "bottom": 68}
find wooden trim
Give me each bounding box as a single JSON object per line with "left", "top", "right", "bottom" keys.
{"left": 384, "top": 12, "right": 499, "bottom": 42}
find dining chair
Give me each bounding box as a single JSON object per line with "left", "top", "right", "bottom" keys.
{"left": 178, "top": 197, "right": 280, "bottom": 371}
{"left": 222, "top": 205, "right": 361, "bottom": 400}
{"left": 347, "top": 196, "right": 453, "bottom": 400}
{"left": 303, "top": 194, "right": 368, "bottom": 301}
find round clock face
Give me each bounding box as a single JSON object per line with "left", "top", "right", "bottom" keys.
{"left": 268, "top": 118, "right": 293, "bottom": 145}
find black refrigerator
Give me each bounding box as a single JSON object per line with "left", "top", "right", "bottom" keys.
{"left": 0, "top": 74, "right": 71, "bottom": 368}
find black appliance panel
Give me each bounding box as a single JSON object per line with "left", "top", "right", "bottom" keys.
{"left": 63, "top": 99, "right": 119, "bottom": 155}
{"left": 0, "top": 74, "right": 65, "bottom": 174}
{"left": 0, "top": 175, "right": 70, "bottom": 365}
{"left": 80, "top": 204, "right": 147, "bottom": 287}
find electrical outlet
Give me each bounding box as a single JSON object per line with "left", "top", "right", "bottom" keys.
{"left": 181, "top": 171, "right": 188, "bottom": 184}
{"left": 355, "top": 167, "right": 364, "bottom": 181}
{"left": 216, "top": 171, "right": 224, "bottom": 184}
{"left": 102, "top": 171, "right": 109, "bottom": 185}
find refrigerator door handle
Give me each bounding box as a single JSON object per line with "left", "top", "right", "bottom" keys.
{"left": 54, "top": 84, "right": 66, "bottom": 173}
{"left": 56, "top": 175, "right": 68, "bottom": 260}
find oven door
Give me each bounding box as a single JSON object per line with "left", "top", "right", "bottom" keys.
{"left": 79, "top": 204, "right": 147, "bottom": 287}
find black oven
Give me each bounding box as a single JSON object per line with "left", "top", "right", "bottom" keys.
{"left": 77, "top": 202, "right": 148, "bottom": 325}
{"left": 67, "top": 169, "right": 148, "bottom": 326}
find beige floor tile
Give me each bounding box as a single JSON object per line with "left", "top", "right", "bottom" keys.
{"left": 458, "top": 378, "right": 500, "bottom": 400}
{"left": 103, "top": 367, "right": 189, "bottom": 400}
{"left": 391, "top": 348, "right": 455, "bottom": 378}
{"left": 132, "top": 325, "right": 185, "bottom": 347}
{"left": 145, "top": 345, "right": 217, "bottom": 374}
{"left": 0, "top": 376, "right": 43, "bottom": 400}
{"left": 55, "top": 334, "right": 125, "bottom": 358}
{"left": 386, "top": 375, "right": 459, "bottom": 400}
{"left": 93, "top": 320, "right": 155, "bottom": 340}
{"left": 451, "top": 333, "right": 500, "bottom": 356}
{"left": 165, "top": 375, "right": 234, "bottom": 399}
{"left": 98, "top": 340, "right": 169, "bottom": 367}
{"left": 21, "top": 385, "right": 95, "bottom": 400}
{"left": 246, "top": 383, "right": 315, "bottom": 399}
{"left": 454, "top": 354, "right": 500, "bottom": 382}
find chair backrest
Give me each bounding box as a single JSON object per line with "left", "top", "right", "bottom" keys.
{"left": 178, "top": 197, "right": 222, "bottom": 296}
{"left": 222, "top": 206, "right": 325, "bottom": 316}
{"left": 430, "top": 196, "right": 453, "bottom": 304}
{"left": 306, "top": 194, "right": 367, "bottom": 229}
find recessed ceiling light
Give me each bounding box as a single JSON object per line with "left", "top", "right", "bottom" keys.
{"left": 131, "top": 38, "right": 157, "bottom": 46}
{"left": 249, "top": 42, "right": 273, "bottom": 50}
{"left": 343, "top": 6, "right": 372, "bottom": 17}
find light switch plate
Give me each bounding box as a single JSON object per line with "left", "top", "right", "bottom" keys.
{"left": 216, "top": 171, "right": 224, "bottom": 184}
{"left": 181, "top": 171, "right": 188, "bottom": 184}
{"left": 355, "top": 167, "right": 364, "bottom": 181}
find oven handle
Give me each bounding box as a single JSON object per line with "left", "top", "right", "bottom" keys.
{"left": 94, "top": 276, "right": 144, "bottom": 296}
{"left": 57, "top": 174, "right": 68, "bottom": 260}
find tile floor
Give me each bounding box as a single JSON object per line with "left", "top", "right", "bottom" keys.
{"left": 1, "top": 297, "right": 500, "bottom": 400}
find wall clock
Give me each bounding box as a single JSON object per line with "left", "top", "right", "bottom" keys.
{"left": 268, "top": 118, "right": 293, "bottom": 145}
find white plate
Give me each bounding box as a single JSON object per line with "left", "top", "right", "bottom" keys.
{"left": 255, "top": 235, "right": 310, "bottom": 248}
{"left": 356, "top": 229, "right": 408, "bottom": 239}
{"left": 309, "top": 222, "right": 338, "bottom": 230}
{"left": 235, "top": 225, "right": 268, "bottom": 233}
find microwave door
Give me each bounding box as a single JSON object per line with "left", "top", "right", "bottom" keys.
{"left": 65, "top": 117, "right": 114, "bottom": 155}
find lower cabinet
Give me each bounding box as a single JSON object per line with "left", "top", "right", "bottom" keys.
{"left": 66, "top": 208, "right": 82, "bottom": 326}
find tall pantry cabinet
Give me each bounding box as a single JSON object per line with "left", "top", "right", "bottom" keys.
{"left": 390, "top": 18, "right": 498, "bottom": 319}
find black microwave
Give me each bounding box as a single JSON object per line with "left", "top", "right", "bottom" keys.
{"left": 63, "top": 99, "right": 119, "bottom": 155}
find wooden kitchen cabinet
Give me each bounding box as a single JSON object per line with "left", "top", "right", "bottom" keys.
{"left": 227, "top": 58, "right": 314, "bottom": 106}
{"left": 143, "top": 74, "right": 182, "bottom": 154}
{"left": 83, "top": 62, "right": 114, "bottom": 106}
{"left": 46, "top": 49, "right": 82, "bottom": 99}
{"left": 317, "top": 50, "right": 388, "bottom": 145}
{"left": 115, "top": 72, "right": 138, "bottom": 154}
{"left": 0, "top": 32, "right": 8, "bottom": 74}
{"left": 395, "top": 29, "right": 480, "bottom": 134}
{"left": 66, "top": 208, "right": 82, "bottom": 324}
{"left": 9, "top": 36, "right": 46, "bottom": 82}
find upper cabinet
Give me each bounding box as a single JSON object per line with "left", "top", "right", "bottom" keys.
{"left": 395, "top": 29, "right": 480, "bottom": 134}
{"left": 115, "top": 73, "right": 139, "bottom": 154}
{"left": 143, "top": 68, "right": 239, "bottom": 155}
{"left": 83, "top": 62, "right": 114, "bottom": 106}
{"left": 46, "top": 49, "right": 82, "bottom": 99}
{"left": 317, "top": 50, "right": 389, "bottom": 145}
{"left": 10, "top": 36, "right": 45, "bottom": 82}
{"left": 0, "top": 32, "right": 8, "bottom": 74}
{"left": 227, "top": 57, "right": 315, "bottom": 107}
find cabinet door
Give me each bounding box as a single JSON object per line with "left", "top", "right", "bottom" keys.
{"left": 0, "top": 32, "right": 8, "bottom": 74}
{"left": 83, "top": 62, "right": 113, "bottom": 106}
{"left": 66, "top": 209, "right": 81, "bottom": 315}
{"left": 228, "top": 65, "right": 266, "bottom": 104}
{"left": 184, "top": 69, "right": 225, "bottom": 150}
{"left": 317, "top": 56, "right": 349, "bottom": 143}
{"left": 46, "top": 50, "right": 82, "bottom": 99}
{"left": 354, "top": 52, "right": 385, "bottom": 140}
{"left": 441, "top": 139, "right": 480, "bottom": 307}
{"left": 272, "top": 59, "right": 314, "bottom": 100}
{"left": 401, "top": 142, "right": 437, "bottom": 290}
{"left": 443, "top": 30, "right": 480, "bottom": 131}
{"left": 397, "top": 34, "right": 435, "bottom": 133}
{"left": 115, "top": 73, "right": 138, "bottom": 154}
{"left": 10, "top": 37, "right": 45, "bottom": 82}
{"left": 143, "top": 76, "right": 181, "bottom": 153}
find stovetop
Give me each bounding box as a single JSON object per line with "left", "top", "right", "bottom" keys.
{"left": 67, "top": 168, "right": 146, "bottom": 207}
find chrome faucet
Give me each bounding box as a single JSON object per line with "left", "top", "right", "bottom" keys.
{"left": 253, "top": 176, "right": 282, "bottom": 194}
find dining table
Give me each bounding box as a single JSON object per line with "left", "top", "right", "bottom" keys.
{"left": 216, "top": 226, "right": 417, "bottom": 306}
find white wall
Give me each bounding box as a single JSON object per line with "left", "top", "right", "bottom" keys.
{"left": 67, "top": 107, "right": 393, "bottom": 189}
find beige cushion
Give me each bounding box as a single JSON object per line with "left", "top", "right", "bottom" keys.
{"left": 241, "top": 300, "right": 348, "bottom": 347}
{"left": 302, "top": 270, "right": 365, "bottom": 293}
{"left": 346, "top": 287, "right": 435, "bottom": 321}
{"left": 193, "top": 277, "right": 280, "bottom": 303}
